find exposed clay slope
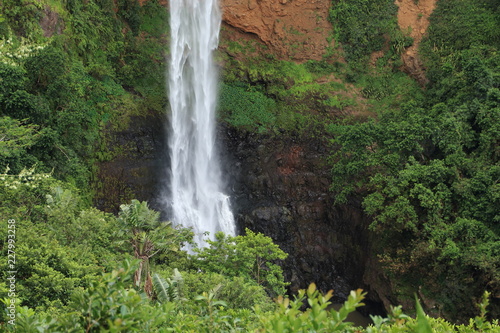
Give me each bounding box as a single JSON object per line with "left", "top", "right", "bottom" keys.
{"left": 396, "top": 0, "right": 436, "bottom": 84}
{"left": 221, "top": 0, "right": 333, "bottom": 61}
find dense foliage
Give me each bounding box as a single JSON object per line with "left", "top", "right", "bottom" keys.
{"left": 0, "top": 0, "right": 168, "bottom": 197}
{"left": 2, "top": 158, "right": 492, "bottom": 331}
{"left": 329, "top": 0, "right": 500, "bottom": 321}
{"left": 193, "top": 229, "right": 289, "bottom": 296}
{"left": 329, "top": 0, "right": 402, "bottom": 63}
{"left": 0, "top": 169, "right": 498, "bottom": 331}
{"left": 1, "top": 0, "right": 499, "bottom": 330}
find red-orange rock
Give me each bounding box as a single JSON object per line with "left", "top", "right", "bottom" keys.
{"left": 221, "top": 0, "right": 333, "bottom": 61}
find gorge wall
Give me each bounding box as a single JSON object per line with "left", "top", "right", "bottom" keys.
{"left": 95, "top": 113, "right": 167, "bottom": 214}
{"left": 220, "top": 126, "right": 379, "bottom": 305}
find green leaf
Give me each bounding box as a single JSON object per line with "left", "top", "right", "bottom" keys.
{"left": 152, "top": 273, "right": 171, "bottom": 303}
{"left": 415, "top": 296, "right": 432, "bottom": 333}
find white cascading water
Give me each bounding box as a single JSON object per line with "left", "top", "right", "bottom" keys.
{"left": 168, "top": 0, "right": 236, "bottom": 247}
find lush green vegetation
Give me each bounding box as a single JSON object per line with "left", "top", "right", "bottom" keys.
{"left": 1, "top": 169, "right": 498, "bottom": 331}
{"left": 1, "top": 0, "right": 499, "bottom": 330}
{"left": 0, "top": 0, "right": 169, "bottom": 199}
{"left": 329, "top": 0, "right": 403, "bottom": 63}
{"left": 329, "top": 0, "right": 500, "bottom": 321}
{"left": 218, "top": 55, "right": 360, "bottom": 138}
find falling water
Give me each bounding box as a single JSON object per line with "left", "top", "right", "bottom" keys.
{"left": 168, "top": 0, "right": 236, "bottom": 247}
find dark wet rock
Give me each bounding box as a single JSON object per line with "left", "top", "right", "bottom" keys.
{"left": 94, "top": 114, "right": 167, "bottom": 214}
{"left": 219, "top": 124, "right": 375, "bottom": 304}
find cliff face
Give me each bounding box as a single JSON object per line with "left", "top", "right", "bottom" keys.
{"left": 221, "top": 0, "right": 333, "bottom": 61}
{"left": 219, "top": 126, "right": 375, "bottom": 303}
{"left": 95, "top": 114, "right": 167, "bottom": 214}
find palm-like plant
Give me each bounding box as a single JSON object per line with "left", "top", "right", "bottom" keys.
{"left": 152, "top": 269, "right": 184, "bottom": 303}
{"left": 116, "top": 200, "right": 191, "bottom": 296}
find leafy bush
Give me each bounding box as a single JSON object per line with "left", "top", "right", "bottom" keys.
{"left": 181, "top": 271, "right": 275, "bottom": 312}
{"left": 219, "top": 83, "right": 277, "bottom": 132}
{"left": 424, "top": 0, "right": 500, "bottom": 53}
{"left": 0, "top": 63, "right": 26, "bottom": 96}
{"left": 1, "top": 0, "right": 44, "bottom": 39}
{"left": 193, "top": 229, "right": 289, "bottom": 296}
{"left": 23, "top": 45, "right": 67, "bottom": 92}
{"left": 329, "top": 0, "right": 399, "bottom": 62}
{"left": 0, "top": 170, "right": 118, "bottom": 317}
{"left": 0, "top": 117, "right": 39, "bottom": 170}
{"left": 257, "top": 284, "right": 366, "bottom": 332}
{"left": 12, "top": 260, "right": 171, "bottom": 332}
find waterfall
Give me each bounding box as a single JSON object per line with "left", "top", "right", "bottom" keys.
{"left": 168, "top": 0, "right": 236, "bottom": 247}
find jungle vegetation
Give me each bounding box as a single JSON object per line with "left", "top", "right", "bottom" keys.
{"left": 0, "top": 0, "right": 499, "bottom": 331}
